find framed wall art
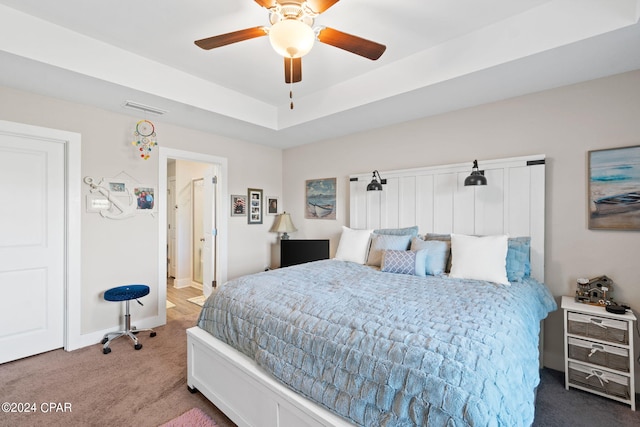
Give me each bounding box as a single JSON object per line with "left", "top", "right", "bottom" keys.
{"left": 134, "top": 186, "right": 155, "bottom": 211}
{"left": 588, "top": 145, "right": 640, "bottom": 230}
{"left": 248, "top": 188, "right": 263, "bottom": 224}
{"left": 231, "top": 194, "right": 247, "bottom": 217}
{"left": 305, "top": 178, "right": 336, "bottom": 219}
{"left": 266, "top": 196, "right": 279, "bottom": 215}
{"left": 83, "top": 173, "right": 156, "bottom": 219}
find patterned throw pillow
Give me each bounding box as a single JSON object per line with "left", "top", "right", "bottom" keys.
{"left": 366, "top": 234, "right": 412, "bottom": 267}
{"left": 381, "top": 250, "right": 416, "bottom": 275}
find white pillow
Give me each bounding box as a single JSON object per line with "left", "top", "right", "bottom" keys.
{"left": 334, "top": 226, "right": 373, "bottom": 264}
{"left": 449, "top": 234, "right": 510, "bottom": 285}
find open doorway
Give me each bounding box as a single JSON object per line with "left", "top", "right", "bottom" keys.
{"left": 166, "top": 160, "right": 212, "bottom": 292}
{"left": 158, "top": 148, "right": 227, "bottom": 323}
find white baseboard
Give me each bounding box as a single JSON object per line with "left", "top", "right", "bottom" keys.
{"left": 173, "top": 278, "right": 192, "bottom": 288}
{"left": 174, "top": 278, "right": 204, "bottom": 290}
{"left": 65, "top": 314, "right": 164, "bottom": 351}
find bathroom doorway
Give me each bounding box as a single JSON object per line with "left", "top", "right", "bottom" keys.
{"left": 158, "top": 148, "right": 228, "bottom": 322}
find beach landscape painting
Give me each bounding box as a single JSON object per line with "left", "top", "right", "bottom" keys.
{"left": 305, "top": 178, "right": 336, "bottom": 219}
{"left": 589, "top": 145, "right": 640, "bottom": 230}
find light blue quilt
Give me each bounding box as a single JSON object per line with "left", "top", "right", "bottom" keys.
{"left": 197, "top": 260, "right": 556, "bottom": 426}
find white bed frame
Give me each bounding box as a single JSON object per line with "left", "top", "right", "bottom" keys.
{"left": 187, "top": 154, "right": 546, "bottom": 427}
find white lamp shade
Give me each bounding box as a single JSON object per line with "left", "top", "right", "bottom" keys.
{"left": 269, "top": 19, "right": 315, "bottom": 58}
{"left": 269, "top": 212, "right": 298, "bottom": 233}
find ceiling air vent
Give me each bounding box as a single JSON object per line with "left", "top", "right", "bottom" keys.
{"left": 123, "top": 100, "right": 168, "bottom": 116}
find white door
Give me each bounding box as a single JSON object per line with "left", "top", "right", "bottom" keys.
{"left": 167, "top": 177, "right": 177, "bottom": 278}
{"left": 202, "top": 168, "right": 216, "bottom": 297}
{"left": 192, "top": 178, "right": 204, "bottom": 284}
{"left": 0, "top": 131, "right": 65, "bottom": 363}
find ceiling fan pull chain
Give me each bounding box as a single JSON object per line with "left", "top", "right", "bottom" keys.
{"left": 289, "top": 57, "right": 294, "bottom": 109}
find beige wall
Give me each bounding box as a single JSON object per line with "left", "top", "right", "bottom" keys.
{"left": 2, "top": 69, "right": 639, "bottom": 374}
{"left": 283, "top": 70, "right": 640, "bottom": 378}
{"left": 0, "top": 85, "right": 282, "bottom": 336}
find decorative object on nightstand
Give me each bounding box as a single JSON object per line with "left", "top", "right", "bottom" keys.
{"left": 575, "top": 275, "right": 615, "bottom": 305}
{"left": 561, "top": 295, "right": 636, "bottom": 410}
{"left": 269, "top": 212, "right": 297, "bottom": 240}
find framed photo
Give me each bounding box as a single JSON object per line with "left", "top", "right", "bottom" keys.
{"left": 305, "top": 178, "right": 336, "bottom": 219}
{"left": 248, "top": 188, "right": 263, "bottom": 224}
{"left": 134, "top": 186, "right": 155, "bottom": 211}
{"left": 109, "top": 181, "right": 126, "bottom": 192}
{"left": 266, "top": 196, "right": 279, "bottom": 215}
{"left": 231, "top": 194, "right": 247, "bottom": 217}
{"left": 588, "top": 145, "right": 640, "bottom": 230}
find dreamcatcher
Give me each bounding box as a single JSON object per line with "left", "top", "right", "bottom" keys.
{"left": 132, "top": 119, "right": 157, "bottom": 160}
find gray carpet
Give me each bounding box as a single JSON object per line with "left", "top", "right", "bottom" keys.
{"left": 534, "top": 368, "right": 640, "bottom": 427}
{"left": 0, "top": 310, "right": 235, "bottom": 427}
{"left": 1, "top": 309, "right": 638, "bottom": 427}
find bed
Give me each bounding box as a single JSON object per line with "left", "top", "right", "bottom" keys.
{"left": 187, "top": 155, "right": 555, "bottom": 426}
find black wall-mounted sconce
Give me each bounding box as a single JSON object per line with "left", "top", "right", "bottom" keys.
{"left": 464, "top": 160, "right": 487, "bottom": 186}
{"left": 366, "top": 170, "right": 386, "bottom": 191}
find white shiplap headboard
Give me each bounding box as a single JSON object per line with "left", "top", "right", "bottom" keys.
{"left": 350, "top": 155, "right": 546, "bottom": 281}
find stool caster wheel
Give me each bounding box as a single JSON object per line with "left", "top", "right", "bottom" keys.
{"left": 103, "top": 347, "right": 111, "bottom": 354}
{"left": 101, "top": 338, "right": 108, "bottom": 345}
{"left": 150, "top": 332, "right": 156, "bottom": 338}
{"left": 135, "top": 343, "right": 142, "bottom": 350}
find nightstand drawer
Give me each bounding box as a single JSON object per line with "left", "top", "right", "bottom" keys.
{"left": 568, "top": 361, "right": 630, "bottom": 400}
{"left": 568, "top": 337, "right": 629, "bottom": 372}
{"left": 562, "top": 296, "right": 636, "bottom": 410}
{"left": 567, "top": 311, "right": 629, "bottom": 344}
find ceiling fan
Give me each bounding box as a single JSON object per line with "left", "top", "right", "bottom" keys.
{"left": 194, "top": 0, "right": 386, "bottom": 107}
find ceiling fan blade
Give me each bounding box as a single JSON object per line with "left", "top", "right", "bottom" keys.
{"left": 195, "top": 27, "right": 267, "bottom": 50}
{"left": 306, "top": 0, "right": 340, "bottom": 13}
{"left": 254, "top": 0, "right": 277, "bottom": 8}
{"left": 317, "top": 27, "right": 386, "bottom": 60}
{"left": 284, "top": 57, "right": 302, "bottom": 83}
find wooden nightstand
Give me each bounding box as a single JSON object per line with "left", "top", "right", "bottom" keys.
{"left": 562, "top": 295, "right": 636, "bottom": 410}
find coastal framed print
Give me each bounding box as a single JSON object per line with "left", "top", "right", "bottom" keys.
{"left": 248, "top": 188, "right": 263, "bottom": 224}
{"left": 588, "top": 145, "right": 640, "bottom": 230}
{"left": 305, "top": 178, "right": 336, "bottom": 219}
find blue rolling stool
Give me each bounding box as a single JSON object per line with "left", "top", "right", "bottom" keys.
{"left": 101, "top": 284, "right": 156, "bottom": 354}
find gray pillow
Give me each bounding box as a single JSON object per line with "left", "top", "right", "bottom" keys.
{"left": 372, "top": 226, "right": 419, "bottom": 238}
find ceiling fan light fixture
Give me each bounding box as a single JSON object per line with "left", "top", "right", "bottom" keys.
{"left": 269, "top": 19, "right": 315, "bottom": 58}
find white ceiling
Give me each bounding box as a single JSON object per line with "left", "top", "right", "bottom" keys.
{"left": 0, "top": 0, "right": 639, "bottom": 149}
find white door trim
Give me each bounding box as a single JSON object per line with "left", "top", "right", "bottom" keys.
{"left": 0, "top": 120, "right": 82, "bottom": 353}
{"left": 158, "top": 147, "right": 228, "bottom": 321}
